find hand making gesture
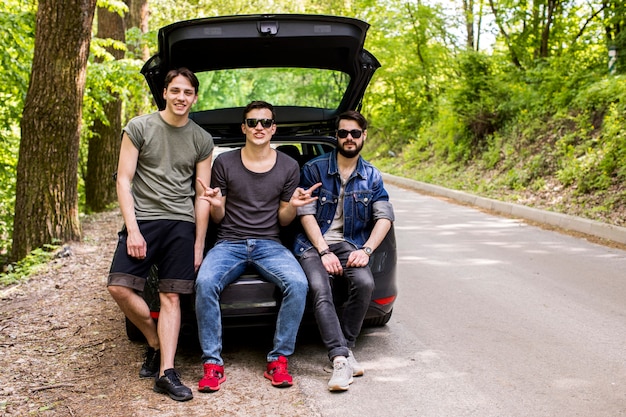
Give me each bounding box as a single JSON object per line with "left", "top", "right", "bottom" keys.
{"left": 290, "top": 182, "right": 322, "bottom": 207}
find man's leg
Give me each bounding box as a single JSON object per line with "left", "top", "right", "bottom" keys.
{"left": 298, "top": 248, "right": 349, "bottom": 361}
{"left": 157, "top": 292, "right": 180, "bottom": 374}
{"left": 108, "top": 285, "right": 159, "bottom": 349}
{"left": 330, "top": 242, "right": 375, "bottom": 348}
{"left": 253, "top": 240, "right": 308, "bottom": 360}
{"left": 196, "top": 241, "right": 248, "bottom": 393}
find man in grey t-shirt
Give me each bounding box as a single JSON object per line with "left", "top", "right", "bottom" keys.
{"left": 194, "top": 100, "right": 319, "bottom": 393}
{"left": 107, "top": 68, "right": 214, "bottom": 401}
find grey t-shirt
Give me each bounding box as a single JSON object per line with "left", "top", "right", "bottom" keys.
{"left": 123, "top": 112, "right": 214, "bottom": 223}
{"left": 211, "top": 149, "right": 299, "bottom": 242}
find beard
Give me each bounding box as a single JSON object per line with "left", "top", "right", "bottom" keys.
{"left": 337, "top": 140, "right": 363, "bottom": 159}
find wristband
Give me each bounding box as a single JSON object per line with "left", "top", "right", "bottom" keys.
{"left": 319, "top": 248, "right": 331, "bottom": 257}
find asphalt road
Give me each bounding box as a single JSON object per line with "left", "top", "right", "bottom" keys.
{"left": 293, "top": 183, "right": 626, "bottom": 417}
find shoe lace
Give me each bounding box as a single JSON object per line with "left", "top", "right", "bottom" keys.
{"left": 270, "top": 357, "right": 289, "bottom": 376}
{"left": 204, "top": 364, "right": 223, "bottom": 379}
{"left": 164, "top": 369, "right": 183, "bottom": 386}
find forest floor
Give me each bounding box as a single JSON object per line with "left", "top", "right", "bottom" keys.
{"left": 0, "top": 210, "right": 317, "bottom": 417}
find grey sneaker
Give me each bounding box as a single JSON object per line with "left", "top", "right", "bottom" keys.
{"left": 328, "top": 358, "right": 353, "bottom": 391}
{"left": 139, "top": 346, "right": 160, "bottom": 378}
{"left": 348, "top": 350, "right": 364, "bottom": 377}
{"left": 153, "top": 368, "right": 193, "bottom": 401}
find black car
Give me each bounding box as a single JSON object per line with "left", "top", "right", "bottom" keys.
{"left": 125, "top": 14, "right": 397, "bottom": 341}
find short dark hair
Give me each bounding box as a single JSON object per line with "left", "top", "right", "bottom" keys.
{"left": 243, "top": 100, "right": 276, "bottom": 121}
{"left": 336, "top": 110, "right": 368, "bottom": 130}
{"left": 164, "top": 67, "right": 199, "bottom": 94}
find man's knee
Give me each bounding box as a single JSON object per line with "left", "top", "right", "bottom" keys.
{"left": 107, "top": 284, "right": 134, "bottom": 301}
{"left": 352, "top": 270, "right": 375, "bottom": 292}
{"left": 286, "top": 275, "right": 309, "bottom": 297}
{"left": 159, "top": 292, "right": 181, "bottom": 309}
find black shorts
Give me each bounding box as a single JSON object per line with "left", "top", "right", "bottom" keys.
{"left": 107, "top": 219, "right": 195, "bottom": 294}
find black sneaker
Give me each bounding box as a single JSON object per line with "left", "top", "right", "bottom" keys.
{"left": 139, "top": 346, "right": 160, "bottom": 378}
{"left": 153, "top": 368, "right": 193, "bottom": 401}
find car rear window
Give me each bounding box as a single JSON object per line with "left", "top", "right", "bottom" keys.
{"left": 196, "top": 68, "right": 350, "bottom": 111}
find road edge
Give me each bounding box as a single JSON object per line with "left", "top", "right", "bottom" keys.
{"left": 383, "top": 173, "right": 626, "bottom": 246}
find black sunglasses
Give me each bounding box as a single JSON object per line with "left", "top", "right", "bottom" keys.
{"left": 337, "top": 129, "right": 363, "bottom": 139}
{"left": 245, "top": 118, "right": 274, "bottom": 128}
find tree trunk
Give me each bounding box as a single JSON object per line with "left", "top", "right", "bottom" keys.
{"left": 125, "top": 0, "right": 149, "bottom": 61}
{"left": 13, "top": 0, "right": 97, "bottom": 261}
{"left": 539, "top": 0, "right": 557, "bottom": 58}
{"left": 463, "top": 0, "right": 476, "bottom": 51}
{"left": 85, "top": 7, "right": 125, "bottom": 212}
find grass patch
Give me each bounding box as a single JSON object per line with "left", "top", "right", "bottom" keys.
{"left": 0, "top": 243, "right": 60, "bottom": 287}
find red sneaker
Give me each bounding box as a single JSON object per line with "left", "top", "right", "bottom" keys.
{"left": 198, "top": 363, "right": 226, "bottom": 392}
{"left": 264, "top": 356, "right": 293, "bottom": 388}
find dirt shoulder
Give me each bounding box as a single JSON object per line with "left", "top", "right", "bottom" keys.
{"left": 0, "top": 210, "right": 317, "bottom": 417}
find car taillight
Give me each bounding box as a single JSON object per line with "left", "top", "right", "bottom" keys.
{"left": 373, "top": 296, "right": 396, "bottom": 305}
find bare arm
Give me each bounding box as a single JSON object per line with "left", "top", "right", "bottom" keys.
{"left": 300, "top": 214, "right": 327, "bottom": 253}
{"left": 197, "top": 177, "right": 226, "bottom": 224}
{"left": 193, "top": 153, "right": 213, "bottom": 271}
{"left": 116, "top": 133, "right": 145, "bottom": 259}
{"left": 346, "top": 218, "right": 392, "bottom": 268}
{"left": 300, "top": 213, "right": 344, "bottom": 276}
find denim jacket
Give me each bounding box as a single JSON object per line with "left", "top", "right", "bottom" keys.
{"left": 293, "top": 150, "right": 394, "bottom": 257}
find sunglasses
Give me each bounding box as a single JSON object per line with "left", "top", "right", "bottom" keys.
{"left": 245, "top": 118, "right": 274, "bottom": 128}
{"left": 337, "top": 129, "right": 363, "bottom": 139}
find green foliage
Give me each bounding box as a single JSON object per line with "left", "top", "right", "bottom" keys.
{"left": 446, "top": 52, "right": 510, "bottom": 158}
{"left": 195, "top": 68, "right": 349, "bottom": 110}
{"left": 96, "top": 0, "right": 129, "bottom": 16}
{"left": 362, "top": 0, "right": 454, "bottom": 155}
{"left": 0, "top": 2, "right": 36, "bottom": 260}
{"left": 3, "top": 0, "right": 626, "bottom": 260}
{"left": 0, "top": 243, "right": 60, "bottom": 287}
{"left": 552, "top": 76, "right": 626, "bottom": 194}
{"left": 78, "top": 37, "right": 148, "bottom": 210}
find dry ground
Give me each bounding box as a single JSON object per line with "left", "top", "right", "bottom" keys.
{"left": 0, "top": 210, "right": 319, "bottom": 417}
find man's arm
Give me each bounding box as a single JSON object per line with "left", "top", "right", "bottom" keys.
{"left": 360, "top": 218, "right": 392, "bottom": 253}
{"left": 300, "top": 214, "right": 327, "bottom": 253}
{"left": 193, "top": 153, "right": 213, "bottom": 271}
{"left": 346, "top": 218, "right": 392, "bottom": 268}
{"left": 278, "top": 183, "right": 321, "bottom": 226}
{"left": 116, "top": 133, "right": 145, "bottom": 259}
{"left": 300, "top": 213, "right": 346, "bottom": 276}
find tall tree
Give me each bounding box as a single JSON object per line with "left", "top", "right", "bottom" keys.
{"left": 603, "top": 0, "right": 625, "bottom": 74}
{"left": 463, "top": 0, "right": 476, "bottom": 50}
{"left": 124, "top": 0, "right": 149, "bottom": 61}
{"left": 85, "top": 6, "right": 126, "bottom": 212}
{"left": 13, "top": 0, "right": 97, "bottom": 261}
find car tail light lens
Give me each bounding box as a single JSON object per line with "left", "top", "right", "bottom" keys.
{"left": 373, "top": 296, "right": 396, "bottom": 306}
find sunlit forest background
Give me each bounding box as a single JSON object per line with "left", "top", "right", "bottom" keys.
{"left": 0, "top": 0, "right": 624, "bottom": 270}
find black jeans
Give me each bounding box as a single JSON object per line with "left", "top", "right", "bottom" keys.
{"left": 299, "top": 241, "right": 375, "bottom": 361}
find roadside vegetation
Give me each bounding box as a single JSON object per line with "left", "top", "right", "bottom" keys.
{"left": 0, "top": 0, "right": 624, "bottom": 282}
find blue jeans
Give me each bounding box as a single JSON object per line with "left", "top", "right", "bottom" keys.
{"left": 298, "top": 242, "right": 375, "bottom": 361}
{"left": 195, "top": 239, "right": 308, "bottom": 365}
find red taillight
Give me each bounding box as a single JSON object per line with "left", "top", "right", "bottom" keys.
{"left": 373, "top": 296, "right": 396, "bottom": 306}
{"left": 150, "top": 311, "right": 160, "bottom": 319}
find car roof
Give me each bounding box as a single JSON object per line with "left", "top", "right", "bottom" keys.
{"left": 141, "top": 14, "right": 380, "bottom": 141}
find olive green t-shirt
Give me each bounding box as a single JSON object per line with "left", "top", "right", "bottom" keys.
{"left": 123, "top": 112, "right": 214, "bottom": 223}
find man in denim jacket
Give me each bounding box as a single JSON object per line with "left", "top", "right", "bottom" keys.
{"left": 294, "top": 110, "right": 394, "bottom": 391}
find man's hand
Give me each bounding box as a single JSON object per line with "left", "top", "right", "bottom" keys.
{"left": 290, "top": 182, "right": 322, "bottom": 207}
{"left": 197, "top": 177, "right": 223, "bottom": 208}
{"left": 321, "top": 251, "right": 344, "bottom": 276}
{"left": 346, "top": 249, "right": 370, "bottom": 268}
{"left": 126, "top": 230, "right": 147, "bottom": 259}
